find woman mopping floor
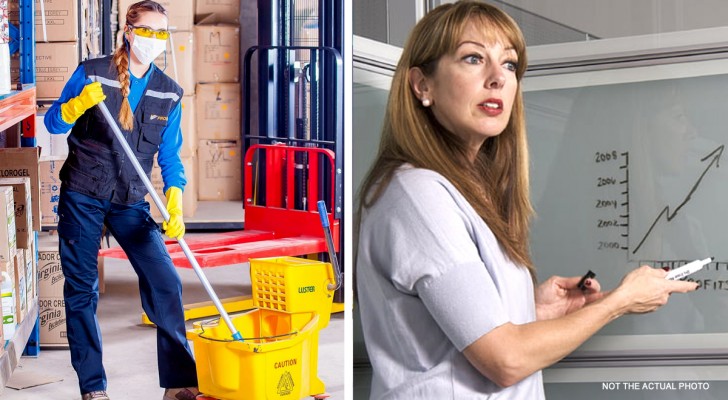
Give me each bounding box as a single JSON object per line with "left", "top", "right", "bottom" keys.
{"left": 44, "top": 1, "right": 200, "bottom": 399}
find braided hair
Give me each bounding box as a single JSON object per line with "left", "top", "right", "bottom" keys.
{"left": 112, "top": 1, "right": 167, "bottom": 130}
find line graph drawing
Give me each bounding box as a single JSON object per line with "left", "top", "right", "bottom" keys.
{"left": 632, "top": 144, "right": 724, "bottom": 254}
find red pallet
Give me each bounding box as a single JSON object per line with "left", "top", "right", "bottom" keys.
{"left": 168, "top": 236, "right": 326, "bottom": 268}
{"left": 98, "top": 230, "right": 275, "bottom": 261}
{"left": 100, "top": 144, "right": 339, "bottom": 268}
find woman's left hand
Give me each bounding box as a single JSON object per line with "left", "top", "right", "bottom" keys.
{"left": 535, "top": 275, "right": 605, "bottom": 320}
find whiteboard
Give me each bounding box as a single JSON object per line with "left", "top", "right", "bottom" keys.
{"left": 525, "top": 59, "right": 728, "bottom": 357}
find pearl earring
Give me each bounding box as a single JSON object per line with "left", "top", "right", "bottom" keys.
{"left": 422, "top": 98, "right": 431, "bottom": 107}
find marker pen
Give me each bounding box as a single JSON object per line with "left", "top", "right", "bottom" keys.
{"left": 577, "top": 270, "right": 596, "bottom": 291}
{"left": 665, "top": 257, "right": 713, "bottom": 280}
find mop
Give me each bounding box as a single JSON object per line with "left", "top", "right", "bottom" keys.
{"left": 96, "top": 101, "right": 244, "bottom": 342}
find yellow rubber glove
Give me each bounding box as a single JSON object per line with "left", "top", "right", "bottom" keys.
{"left": 163, "top": 187, "right": 185, "bottom": 239}
{"left": 60, "top": 81, "right": 106, "bottom": 124}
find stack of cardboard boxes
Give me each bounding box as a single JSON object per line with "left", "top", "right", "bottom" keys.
{"left": 1, "top": 178, "right": 35, "bottom": 335}
{"left": 8, "top": 0, "right": 81, "bottom": 100}
{"left": 195, "top": 82, "right": 242, "bottom": 202}
{"left": 0, "top": 148, "right": 86, "bottom": 347}
{"left": 36, "top": 231, "right": 66, "bottom": 345}
{"left": 0, "top": 148, "right": 42, "bottom": 350}
{"left": 194, "top": 0, "right": 242, "bottom": 202}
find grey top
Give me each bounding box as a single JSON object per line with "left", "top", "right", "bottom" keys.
{"left": 357, "top": 166, "right": 545, "bottom": 399}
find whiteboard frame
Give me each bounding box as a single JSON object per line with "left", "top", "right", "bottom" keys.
{"left": 527, "top": 26, "right": 728, "bottom": 75}
{"left": 523, "top": 57, "right": 728, "bottom": 92}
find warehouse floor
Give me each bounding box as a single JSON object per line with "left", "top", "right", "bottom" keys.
{"left": 2, "top": 233, "right": 345, "bottom": 399}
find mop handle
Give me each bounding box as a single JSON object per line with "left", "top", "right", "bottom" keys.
{"left": 316, "top": 201, "right": 342, "bottom": 290}
{"left": 97, "top": 101, "right": 243, "bottom": 341}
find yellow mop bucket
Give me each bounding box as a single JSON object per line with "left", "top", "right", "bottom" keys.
{"left": 187, "top": 257, "right": 335, "bottom": 400}
{"left": 251, "top": 256, "right": 335, "bottom": 327}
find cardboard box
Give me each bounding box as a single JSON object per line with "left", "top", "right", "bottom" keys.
{"left": 38, "top": 296, "right": 66, "bottom": 345}
{"left": 0, "top": 147, "right": 42, "bottom": 231}
{"left": 37, "top": 238, "right": 63, "bottom": 298}
{"left": 194, "top": 24, "right": 239, "bottom": 83}
{"left": 154, "top": 31, "right": 194, "bottom": 95}
{"left": 180, "top": 95, "right": 197, "bottom": 158}
{"left": 13, "top": 250, "right": 26, "bottom": 324}
{"left": 8, "top": 0, "right": 79, "bottom": 42}
{"left": 35, "top": 41, "right": 78, "bottom": 100}
{"left": 146, "top": 155, "right": 197, "bottom": 218}
{"left": 35, "top": 110, "right": 71, "bottom": 158}
{"left": 195, "top": 83, "right": 240, "bottom": 140}
{"left": 197, "top": 139, "right": 241, "bottom": 201}
{"left": 118, "top": 0, "right": 193, "bottom": 32}
{"left": 195, "top": 0, "right": 240, "bottom": 24}
{"left": 0, "top": 186, "right": 16, "bottom": 263}
{"left": 0, "top": 178, "right": 32, "bottom": 249}
{"left": 39, "top": 156, "right": 65, "bottom": 227}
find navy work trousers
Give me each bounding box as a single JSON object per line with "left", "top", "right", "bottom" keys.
{"left": 57, "top": 188, "right": 197, "bottom": 394}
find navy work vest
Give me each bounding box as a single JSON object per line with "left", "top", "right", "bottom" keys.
{"left": 60, "top": 55, "right": 183, "bottom": 204}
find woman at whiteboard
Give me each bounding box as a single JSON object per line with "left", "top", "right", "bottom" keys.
{"left": 354, "top": 1, "right": 699, "bottom": 398}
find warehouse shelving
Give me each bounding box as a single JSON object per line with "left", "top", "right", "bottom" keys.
{"left": 0, "top": 0, "right": 40, "bottom": 394}
{"left": 0, "top": 300, "right": 39, "bottom": 395}
{"left": 0, "top": 86, "right": 36, "bottom": 134}
{"left": 0, "top": 92, "right": 38, "bottom": 382}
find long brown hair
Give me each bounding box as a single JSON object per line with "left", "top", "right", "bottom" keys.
{"left": 356, "top": 1, "right": 535, "bottom": 279}
{"left": 112, "top": 0, "right": 168, "bottom": 130}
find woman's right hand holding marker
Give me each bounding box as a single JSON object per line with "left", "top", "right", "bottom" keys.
{"left": 609, "top": 265, "right": 698, "bottom": 316}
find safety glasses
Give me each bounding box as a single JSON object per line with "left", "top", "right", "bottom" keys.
{"left": 128, "top": 25, "right": 170, "bottom": 40}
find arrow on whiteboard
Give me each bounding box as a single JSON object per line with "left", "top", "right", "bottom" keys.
{"left": 632, "top": 144, "right": 724, "bottom": 254}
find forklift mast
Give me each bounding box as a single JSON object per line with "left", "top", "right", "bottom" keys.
{"left": 246, "top": 0, "right": 345, "bottom": 299}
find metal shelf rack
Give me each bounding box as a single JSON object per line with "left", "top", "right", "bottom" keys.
{"left": 0, "top": 0, "right": 40, "bottom": 393}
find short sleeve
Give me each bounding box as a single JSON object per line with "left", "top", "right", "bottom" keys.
{"left": 416, "top": 261, "right": 509, "bottom": 351}
{"left": 368, "top": 168, "right": 511, "bottom": 350}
